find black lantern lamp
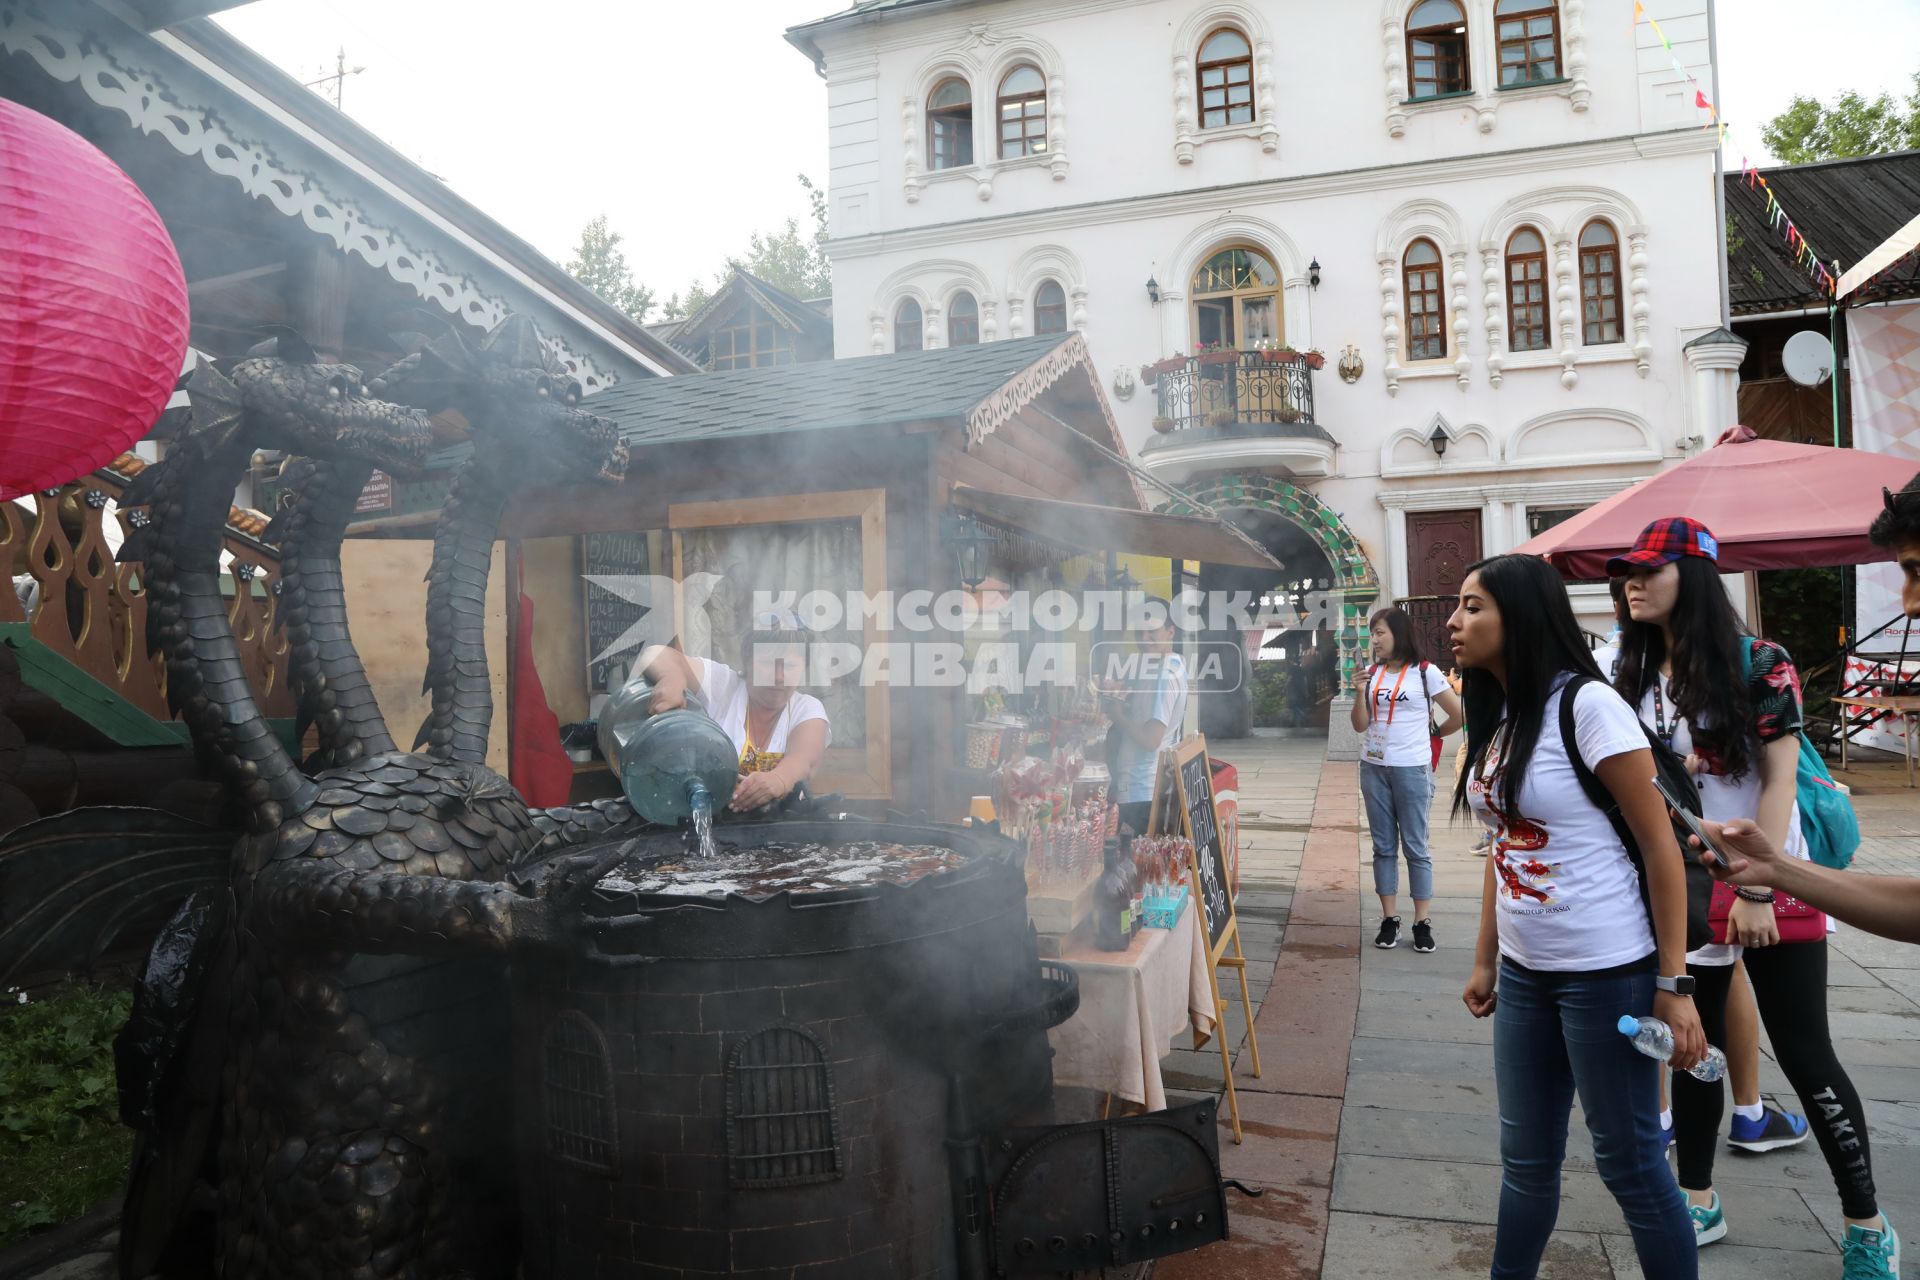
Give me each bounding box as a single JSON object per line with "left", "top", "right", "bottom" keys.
{"left": 1145, "top": 275, "right": 1160, "bottom": 304}
{"left": 1309, "top": 258, "right": 1321, "bottom": 290}
{"left": 943, "top": 511, "right": 996, "bottom": 590}
{"left": 1429, "top": 424, "right": 1449, "bottom": 458}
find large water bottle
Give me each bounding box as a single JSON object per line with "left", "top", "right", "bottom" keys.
{"left": 1617, "top": 1015, "right": 1729, "bottom": 1082}
{"left": 597, "top": 675, "right": 738, "bottom": 826}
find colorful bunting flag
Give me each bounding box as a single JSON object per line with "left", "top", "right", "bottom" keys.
{"left": 1635, "top": 7, "right": 1839, "bottom": 296}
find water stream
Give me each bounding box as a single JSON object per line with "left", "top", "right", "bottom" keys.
{"left": 690, "top": 791, "right": 717, "bottom": 861}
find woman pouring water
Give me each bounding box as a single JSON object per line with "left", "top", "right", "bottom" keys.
{"left": 637, "top": 611, "right": 831, "bottom": 812}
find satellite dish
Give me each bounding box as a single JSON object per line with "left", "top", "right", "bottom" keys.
{"left": 1782, "top": 329, "right": 1834, "bottom": 388}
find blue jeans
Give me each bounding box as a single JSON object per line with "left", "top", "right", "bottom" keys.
{"left": 1492, "top": 957, "right": 1695, "bottom": 1280}
{"left": 1360, "top": 761, "right": 1433, "bottom": 902}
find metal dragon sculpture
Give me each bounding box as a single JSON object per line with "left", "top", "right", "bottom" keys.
{"left": 101, "top": 331, "right": 610, "bottom": 1280}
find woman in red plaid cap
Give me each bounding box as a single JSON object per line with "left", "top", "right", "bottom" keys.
{"left": 1612, "top": 516, "right": 1895, "bottom": 1277}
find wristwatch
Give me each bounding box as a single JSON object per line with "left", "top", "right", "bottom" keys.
{"left": 1653, "top": 974, "right": 1696, "bottom": 996}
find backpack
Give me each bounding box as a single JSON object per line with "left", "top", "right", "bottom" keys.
{"left": 1558, "top": 675, "right": 1714, "bottom": 952}
{"left": 1738, "top": 639, "right": 1860, "bottom": 870}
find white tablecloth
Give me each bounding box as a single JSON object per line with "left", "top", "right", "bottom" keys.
{"left": 1047, "top": 899, "right": 1217, "bottom": 1110}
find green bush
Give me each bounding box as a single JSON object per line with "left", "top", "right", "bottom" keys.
{"left": 0, "top": 984, "right": 133, "bottom": 1245}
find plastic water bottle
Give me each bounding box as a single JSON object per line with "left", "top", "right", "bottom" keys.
{"left": 1617, "top": 1015, "right": 1729, "bottom": 1082}
{"left": 597, "top": 676, "right": 738, "bottom": 834}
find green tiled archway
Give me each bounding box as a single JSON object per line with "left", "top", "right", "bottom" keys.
{"left": 1160, "top": 473, "right": 1380, "bottom": 686}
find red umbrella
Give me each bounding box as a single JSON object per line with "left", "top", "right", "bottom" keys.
{"left": 1515, "top": 427, "right": 1920, "bottom": 580}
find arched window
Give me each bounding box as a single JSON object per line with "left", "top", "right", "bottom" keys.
{"left": 947, "top": 292, "right": 980, "bottom": 346}
{"left": 1402, "top": 239, "right": 1447, "bottom": 361}
{"left": 927, "top": 78, "right": 973, "bottom": 171}
{"left": 1196, "top": 28, "right": 1254, "bottom": 130}
{"left": 997, "top": 65, "right": 1048, "bottom": 159}
{"left": 1505, "top": 227, "right": 1551, "bottom": 353}
{"left": 725, "top": 1025, "right": 842, "bottom": 1189}
{"left": 893, "top": 299, "right": 923, "bottom": 352}
{"left": 542, "top": 1011, "right": 618, "bottom": 1176}
{"left": 1578, "top": 219, "right": 1622, "bottom": 345}
{"left": 1033, "top": 280, "right": 1068, "bottom": 335}
{"left": 1406, "top": 0, "right": 1469, "bottom": 100}
{"left": 1190, "top": 246, "right": 1280, "bottom": 350}
{"left": 1495, "top": 0, "right": 1561, "bottom": 86}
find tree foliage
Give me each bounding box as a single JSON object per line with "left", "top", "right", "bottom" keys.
{"left": 661, "top": 175, "right": 831, "bottom": 320}
{"left": 1761, "top": 73, "right": 1920, "bottom": 164}
{"left": 563, "top": 214, "right": 655, "bottom": 323}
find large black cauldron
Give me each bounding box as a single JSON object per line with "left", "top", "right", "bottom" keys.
{"left": 509, "top": 818, "right": 1072, "bottom": 1279}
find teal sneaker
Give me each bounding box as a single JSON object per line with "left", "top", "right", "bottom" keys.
{"left": 1842, "top": 1214, "right": 1899, "bottom": 1279}
{"left": 1688, "top": 1191, "right": 1727, "bottom": 1246}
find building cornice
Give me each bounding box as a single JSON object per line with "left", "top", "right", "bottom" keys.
{"left": 825, "top": 128, "right": 1718, "bottom": 260}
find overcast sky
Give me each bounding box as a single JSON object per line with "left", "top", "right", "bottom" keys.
{"left": 213, "top": 0, "right": 1920, "bottom": 307}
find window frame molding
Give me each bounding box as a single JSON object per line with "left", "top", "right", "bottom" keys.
{"left": 1492, "top": 0, "right": 1564, "bottom": 91}
{"left": 1172, "top": 4, "right": 1279, "bottom": 163}
{"left": 1576, "top": 217, "right": 1624, "bottom": 348}
{"left": 1479, "top": 186, "right": 1649, "bottom": 388}
{"left": 1376, "top": 197, "right": 1471, "bottom": 395}
{"left": 1404, "top": 0, "right": 1471, "bottom": 103}
{"left": 1381, "top": 0, "right": 1587, "bottom": 138}
{"left": 1007, "top": 243, "right": 1090, "bottom": 337}
{"left": 901, "top": 31, "right": 1070, "bottom": 204}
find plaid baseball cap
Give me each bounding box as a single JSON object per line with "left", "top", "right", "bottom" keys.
{"left": 1606, "top": 516, "right": 1720, "bottom": 575}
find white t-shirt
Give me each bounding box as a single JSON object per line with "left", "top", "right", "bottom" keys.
{"left": 690, "top": 656, "right": 831, "bottom": 770}
{"left": 1633, "top": 671, "right": 1809, "bottom": 967}
{"left": 1114, "top": 652, "right": 1187, "bottom": 804}
{"left": 1362, "top": 662, "right": 1450, "bottom": 768}
{"left": 1466, "top": 678, "right": 1657, "bottom": 972}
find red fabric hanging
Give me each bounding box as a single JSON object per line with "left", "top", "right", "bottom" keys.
{"left": 509, "top": 547, "right": 573, "bottom": 808}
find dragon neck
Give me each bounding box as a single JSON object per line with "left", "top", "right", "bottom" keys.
{"left": 276, "top": 460, "right": 396, "bottom": 769}
{"left": 420, "top": 459, "right": 510, "bottom": 765}
{"left": 144, "top": 434, "right": 319, "bottom": 831}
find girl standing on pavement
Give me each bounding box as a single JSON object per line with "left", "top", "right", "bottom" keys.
{"left": 1611, "top": 516, "right": 1898, "bottom": 1277}
{"left": 1452, "top": 554, "right": 1702, "bottom": 1280}
{"left": 1350, "top": 607, "right": 1461, "bottom": 952}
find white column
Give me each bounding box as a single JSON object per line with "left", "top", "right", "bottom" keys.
{"left": 1682, "top": 328, "right": 1749, "bottom": 449}
{"left": 1385, "top": 505, "right": 1410, "bottom": 599}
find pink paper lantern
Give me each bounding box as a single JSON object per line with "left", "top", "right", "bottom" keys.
{"left": 0, "top": 99, "right": 189, "bottom": 501}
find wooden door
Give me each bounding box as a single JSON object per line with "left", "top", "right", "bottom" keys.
{"left": 1404, "top": 509, "right": 1482, "bottom": 670}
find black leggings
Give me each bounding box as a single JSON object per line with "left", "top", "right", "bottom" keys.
{"left": 1671, "top": 940, "right": 1877, "bottom": 1220}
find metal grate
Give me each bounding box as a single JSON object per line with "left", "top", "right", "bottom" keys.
{"left": 725, "top": 1024, "right": 843, "bottom": 1189}
{"left": 543, "top": 1010, "right": 619, "bottom": 1176}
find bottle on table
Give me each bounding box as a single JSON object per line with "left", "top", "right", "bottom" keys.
{"left": 1095, "top": 835, "right": 1135, "bottom": 952}
{"left": 1617, "top": 1015, "right": 1729, "bottom": 1082}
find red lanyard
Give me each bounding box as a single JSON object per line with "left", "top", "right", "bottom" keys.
{"left": 1371, "top": 663, "right": 1413, "bottom": 725}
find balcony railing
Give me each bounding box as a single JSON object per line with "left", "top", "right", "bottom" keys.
{"left": 1145, "top": 351, "right": 1319, "bottom": 434}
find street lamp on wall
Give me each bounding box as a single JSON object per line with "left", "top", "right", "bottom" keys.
{"left": 1145, "top": 275, "right": 1160, "bottom": 305}
{"left": 1429, "top": 425, "right": 1449, "bottom": 458}
{"left": 942, "top": 510, "right": 996, "bottom": 590}
{"left": 1309, "top": 258, "right": 1321, "bottom": 290}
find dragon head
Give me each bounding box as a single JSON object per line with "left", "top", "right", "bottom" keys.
{"left": 201, "top": 328, "right": 434, "bottom": 476}
{"left": 371, "top": 314, "right": 628, "bottom": 487}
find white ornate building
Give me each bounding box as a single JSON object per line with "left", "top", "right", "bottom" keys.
{"left": 788, "top": 0, "right": 1740, "bottom": 728}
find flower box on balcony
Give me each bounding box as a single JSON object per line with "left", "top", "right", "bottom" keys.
{"left": 1151, "top": 415, "right": 1175, "bottom": 434}
{"left": 1140, "top": 355, "right": 1186, "bottom": 386}
{"left": 1194, "top": 351, "right": 1241, "bottom": 368}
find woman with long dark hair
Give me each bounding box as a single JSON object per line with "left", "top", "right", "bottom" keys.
{"left": 1611, "top": 518, "right": 1897, "bottom": 1275}
{"left": 1349, "top": 606, "right": 1460, "bottom": 951}
{"left": 1452, "top": 554, "right": 1702, "bottom": 1280}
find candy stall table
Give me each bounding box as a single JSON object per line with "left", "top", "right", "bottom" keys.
{"left": 1046, "top": 895, "right": 1215, "bottom": 1111}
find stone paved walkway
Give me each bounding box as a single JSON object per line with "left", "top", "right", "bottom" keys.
{"left": 1162, "top": 735, "right": 1920, "bottom": 1279}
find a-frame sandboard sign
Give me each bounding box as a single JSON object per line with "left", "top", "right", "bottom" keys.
{"left": 1147, "top": 733, "right": 1262, "bottom": 1143}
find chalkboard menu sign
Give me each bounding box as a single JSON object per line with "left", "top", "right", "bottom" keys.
{"left": 582, "top": 531, "right": 651, "bottom": 692}
{"left": 1176, "top": 742, "right": 1233, "bottom": 960}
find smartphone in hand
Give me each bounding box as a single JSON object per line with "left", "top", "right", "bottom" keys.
{"left": 1652, "top": 773, "right": 1722, "bottom": 859}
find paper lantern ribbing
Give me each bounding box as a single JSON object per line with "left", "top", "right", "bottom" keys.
{"left": 0, "top": 99, "right": 189, "bottom": 502}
